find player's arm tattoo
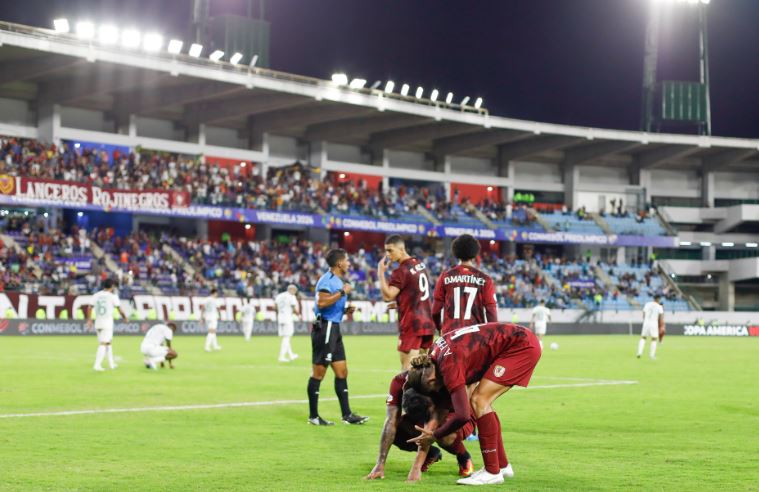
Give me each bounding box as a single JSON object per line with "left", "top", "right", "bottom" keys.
{"left": 376, "top": 406, "right": 400, "bottom": 465}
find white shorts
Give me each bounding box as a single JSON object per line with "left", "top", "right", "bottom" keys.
{"left": 641, "top": 323, "right": 659, "bottom": 338}
{"left": 141, "top": 344, "right": 169, "bottom": 360}
{"left": 534, "top": 322, "right": 547, "bottom": 336}
{"left": 96, "top": 327, "right": 113, "bottom": 343}
{"left": 278, "top": 321, "right": 294, "bottom": 337}
{"left": 205, "top": 319, "right": 218, "bottom": 331}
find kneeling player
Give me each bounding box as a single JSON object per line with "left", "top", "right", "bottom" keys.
{"left": 366, "top": 372, "right": 474, "bottom": 482}
{"left": 141, "top": 322, "right": 178, "bottom": 369}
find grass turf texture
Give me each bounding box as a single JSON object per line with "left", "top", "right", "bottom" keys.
{"left": 1, "top": 334, "right": 757, "bottom": 491}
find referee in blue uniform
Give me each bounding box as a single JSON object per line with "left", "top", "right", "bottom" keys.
{"left": 307, "top": 248, "right": 369, "bottom": 426}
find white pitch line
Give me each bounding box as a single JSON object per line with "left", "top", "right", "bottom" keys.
{"left": 0, "top": 379, "right": 638, "bottom": 419}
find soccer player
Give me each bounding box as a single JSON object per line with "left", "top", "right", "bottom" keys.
{"left": 530, "top": 299, "right": 551, "bottom": 350}
{"left": 637, "top": 295, "right": 665, "bottom": 360}
{"left": 378, "top": 235, "right": 436, "bottom": 370}
{"left": 432, "top": 234, "right": 498, "bottom": 335}
{"left": 239, "top": 301, "right": 255, "bottom": 342}
{"left": 275, "top": 284, "right": 301, "bottom": 362}
{"left": 366, "top": 372, "right": 474, "bottom": 482}
{"left": 203, "top": 288, "right": 222, "bottom": 352}
{"left": 86, "top": 278, "right": 126, "bottom": 372}
{"left": 141, "top": 322, "right": 178, "bottom": 370}
{"left": 406, "top": 322, "right": 542, "bottom": 485}
{"left": 307, "top": 248, "right": 369, "bottom": 426}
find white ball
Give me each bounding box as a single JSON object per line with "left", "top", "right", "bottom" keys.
{"left": 550, "top": 342, "right": 559, "bottom": 351}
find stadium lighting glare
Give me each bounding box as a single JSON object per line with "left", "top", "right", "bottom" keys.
{"left": 188, "top": 43, "right": 203, "bottom": 57}
{"left": 121, "top": 29, "right": 141, "bottom": 48}
{"left": 707, "top": 274, "right": 712, "bottom": 279}
{"left": 746, "top": 242, "right": 758, "bottom": 248}
{"left": 97, "top": 25, "right": 119, "bottom": 45}
{"left": 489, "top": 240, "right": 496, "bottom": 245}
{"left": 331, "top": 73, "right": 348, "bottom": 85}
{"left": 415, "top": 86, "right": 424, "bottom": 99}
{"left": 77, "top": 211, "right": 83, "bottom": 217}
{"left": 43, "top": 212, "right": 49, "bottom": 218}
{"left": 75, "top": 21, "right": 95, "bottom": 40}
{"left": 53, "top": 18, "right": 70, "bottom": 33}
{"left": 430, "top": 89, "right": 439, "bottom": 102}
{"left": 339, "top": 173, "right": 346, "bottom": 179}
{"left": 167, "top": 39, "right": 183, "bottom": 54}
{"left": 230, "top": 52, "right": 244, "bottom": 65}
{"left": 384, "top": 81, "right": 395, "bottom": 93}
{"left": 679, "top": 241, "right": 692, "bottom": 246}
{"left": 249, "top": 55, "right": 259, "bottom": 68}
{"left": 209, "top": 50, "right": 225, "bottom": 61}
{"left": 445, "top": 92, "right": 454, "bottom": 104}
{"left": 474, "top": 97, "right": 483, "bottom": 109}
{"left": 400, "top": 84, "right": 410, "bottom": 96}
{"left": 370, "top": 80, "right": 382, "bottom": 90}
{"left": 245, "top": 224, "right": 252, "bottom": 230}
{"left": 721, "top": 242, "right": 735, "bottom": 247}
{"left": 700, "top": 241, "right": 712, "bottom": 247}
{"left": 461, "top": 96, "right": 471, "bottom": 106}
{"left": 143, "top": 33, "right": 164, "bottom": 52}
{"left": 344, "top": 231, "right": 351, "bottom": 237}
{"left": 349, "top": 78, "right": 367, "bottom": 89}
{"left": 487, "top": 186, "right": 494, "bottom": 191}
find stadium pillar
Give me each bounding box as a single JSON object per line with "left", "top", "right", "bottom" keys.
{"left": 701, "top": 170, "right": 715, "bottom": 208}
{"left": 37, "top": 103, "right": 61, "bottom": 145}
{"left": 718, "top": 273, "right": 735, "bottom": 311}
{"left": 630, "top": 166, "right": 651, "bottom": 206}
{"left": 370, "top": 147, "right": 390, "bottom": 191}
{"left": 562, "top": 164, "right": 579, "bottom": 209}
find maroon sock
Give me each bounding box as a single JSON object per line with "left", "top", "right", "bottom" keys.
{"left": 439, "top": 434, "right": 468, "bottom": 457}
{"left": 475, "top": 412, "right": 501, "bottom": 474}
{"left": 494, "top": 413, "right": 509, "bottom": 468}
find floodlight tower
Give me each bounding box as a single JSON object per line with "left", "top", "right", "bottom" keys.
{"left": 641, "top": 0, "right": 712, "bottom": 135}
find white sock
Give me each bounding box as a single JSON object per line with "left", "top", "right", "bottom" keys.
{"left": 94, "top": 345, "right": 106, "bottom": 368}
{"left": 243, "top": 325, "right": 252, "bottom": 341}
{"left": 650, "top": 341, "right": 657, "bottom": 358}
{"left": 212, "top": 333, "right": 220, "bottom": 349}
{"left": 205, "top": 333, "right": 213, "bottom": 350}
{"left": 637, "top": 339, "right": 645, "bottom": 356}
{"left": 106, "top": 345, "right": 115, "bottom": 368}
{"left": 279, "top": 337, "right": 289, "bottom": 360}
{"left": 285, "top": 336, "right": 296, "bottom": 358}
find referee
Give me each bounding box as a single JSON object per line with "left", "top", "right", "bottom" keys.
{"left": 307, "top": 248, "right": 369, "bottom": 426}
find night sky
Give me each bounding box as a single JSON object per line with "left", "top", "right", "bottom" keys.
{"left": 1, "top": 0, "right": 758, "bottom": 138}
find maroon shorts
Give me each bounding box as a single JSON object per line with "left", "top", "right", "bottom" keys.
{"left": 483, "top": 337, "right": 542, "bottom": 388}
{"left": 397, "top": 333, "right": 434, "bottom": 353}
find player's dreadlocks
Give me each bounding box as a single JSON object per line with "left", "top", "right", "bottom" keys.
{"left": 406, "top": 354, "right": 434, "bottom": 394}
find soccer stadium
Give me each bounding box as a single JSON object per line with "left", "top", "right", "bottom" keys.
{"left": 0, "top": 1, "right": 758, "bottom": 489}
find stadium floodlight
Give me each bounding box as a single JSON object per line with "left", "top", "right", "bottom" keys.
{"left": 384, "top": 81, "right": 395, "bottom": 93}
{"left": 75, "top": 21, "right": 95, "bottom": 40}
{"left": 97, "top": 25, "right": 119, "bottom": 45}
{"left": 209, "top": 50, "right": 225, "bottom": 62}
{"left": 343, "top": 231, "right": 351, "bottom": 237}
{"left": 721, "top": 242, "right": 735, "bottom": 247}
{"left": 746, "top": 242, "right": 758, "bottom": 248}
{"left": 415, "top": 86, "right": 424, "bottom": 99}
{"left": 53, "top": 18, "right": 70, "bottom": 33}
{"left": 445, "top": 92, "right": 454, "bottom": 104}
{"left": 167, "top": 39, "right": 183, "bottom": 54}
{"left": 430, "top": 89, "right": 439, "bottom": 102}
{"left": 400, "top": 84, "right": 410, "bottom": 96}
{"left": 461, "top": 96, "right": 470, "bottom": 106}
{"left": 188, "top": 43, "right": 203, "bottom": 57}
{"left": 339, "top": 173, "right": 346, "bottom": 179}
{"left": 700, "top": 241, "right": 712, "bottom": 246}
{"left": 331, "top": 73, "right": 348, "bottom": 85}
{"left": 43, "top": 212, "right": 49, "bottom": 218}
{"left": 474, "top": 97, "right": 483, "bottom": 109}
{"left": 77, "top": 211, "right": 83, "bottom": 217}
{"left": 490, "top": 240, "right": 496, "bottom": 245}
{"left": 349, "top": 78, "right": 367, "bottom": 89}
{"left": 249, "top": 55, "right": 259, "bottom": 68}
{"left": 245, "top": 224, "right": 252, "bottom": 230}
{"left": 240, "top": 162, "right": 247, "bottom": 168}
{"left": 121, "top": 29, "right": 141, "bottom": 48}
{"left": 230, "top": 52, "right": 244, "bottom": 65}
{"left": 143, "top": 33, "right": 163, "bottom": 52}
{"left": 679, "top": 241, "right": 692, "bottom": 246}
{"left": 370, "top": 80, "right": 382, "bottom": 90}
{"left": 487, "top": 186, "right": 494, "bottom": 191}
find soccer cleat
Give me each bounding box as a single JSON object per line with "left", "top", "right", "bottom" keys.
{"left": 342, "top": 413, "right": 369, "bottom": 425}
{"left": 458, "top": 458, "right": 475, "bottom": 477}
{"left": 308, "top": 416, "right": 334, "bottom": 426}
{"left": 456, "top": 468, "right": 504, "bottom": 485}
{"left": 465, "top": 433, "right": 479, "bottom": 442}
{"left": 501, "top": 463, "right": 514, "bottom": 478}
{"left": 290, "top": 353, "right": 299, "bottom": 360}
{"left": 93, "top": 366, "right": 105, "bottom": 372}
{"left": 278, "top": 357, "right": 290, "bottom": 362}
{"left": 421, "top": 447, "right": 442, "bottom": 472}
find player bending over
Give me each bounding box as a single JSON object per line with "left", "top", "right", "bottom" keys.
{"left": 86, "top": 278, "right": 126, "bottom": 372}
{"left": 366, "top": 372, "right": 474, "bottom": 482}
{"left": 637, "top": 295, "right": 665, "bottom": 360}
{"left": 406, "top": 322, "right": 541, "bottom": 485}
{"left": 141, "top": 322, "right": 178, "bottom": 369}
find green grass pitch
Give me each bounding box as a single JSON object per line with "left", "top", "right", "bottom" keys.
{"left": 1, "top": 334, "right": 757, "bottom": 491}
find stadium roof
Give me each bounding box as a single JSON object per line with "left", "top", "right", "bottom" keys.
{"left": 0, "top": 20, "right": 758, "bottom": 173}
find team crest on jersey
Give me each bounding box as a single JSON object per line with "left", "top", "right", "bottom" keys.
{"left": 493, "top": 365, "right": 506, "bottom": 377}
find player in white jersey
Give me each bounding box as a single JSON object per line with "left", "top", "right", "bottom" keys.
{"left": 86, "top": 278, "right": 126, "bottom": 371}
{"left": 637, "top": 295, "right": 665, "bottom": 359}
{"left": 203, "top": 288, "right": 222, "bottom": 352}
{"left": 530, "top": 300, "right": 551, "bottom": 350}
{"left": 275, "top": 285, "right": 301, "bottom": 362}
{"left": 239, "top": 302, "right": 255, "bottom": 341}
{"left": 141, "top": 322, "right": 178, "bottom": 369}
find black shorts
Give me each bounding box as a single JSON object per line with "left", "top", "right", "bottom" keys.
{"left": 393, "top": 414, "right": 422, "bottom": 452}
{"left": 311, "top": 319, "right": 346, "bottom": 365}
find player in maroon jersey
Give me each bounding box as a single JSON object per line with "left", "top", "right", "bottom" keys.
{"left": 366, "top": 371, "right": 475, "bottom": 482}
{"left": 405, "top": 322, "right": 542, "bottom": 486}
{"left": 432, "top": 234, "right": 498, "bottom": 335}
{"left": 378, "top": 235, "right": 436, "bottom": 370}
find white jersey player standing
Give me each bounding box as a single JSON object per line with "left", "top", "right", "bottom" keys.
{"left": 141, "top": 322, "right": 178, "bottom": 369}
{"left": 86, "top": 278, "right": 126, "bottom": 371}
{"left": 203, "top": 288, "right": 222, "bottom": 352}
{"left": 275, "top": 284, "right": 301, "bottom": 362}
{"left": 240, "top": 302, "right": 255, "bottom": 341}
{"left": 530, "top": 299, "right": 551, "bottom": 350}
{"left": 638, "top": 295, "right": 665, "bottom": 359}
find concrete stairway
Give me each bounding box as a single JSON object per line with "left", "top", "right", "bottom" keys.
{"left": 526, "top": 208, "right": 553, "bottom": 232}
{"left": 590, "top": 213, "right": 614, "bottom": 235}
